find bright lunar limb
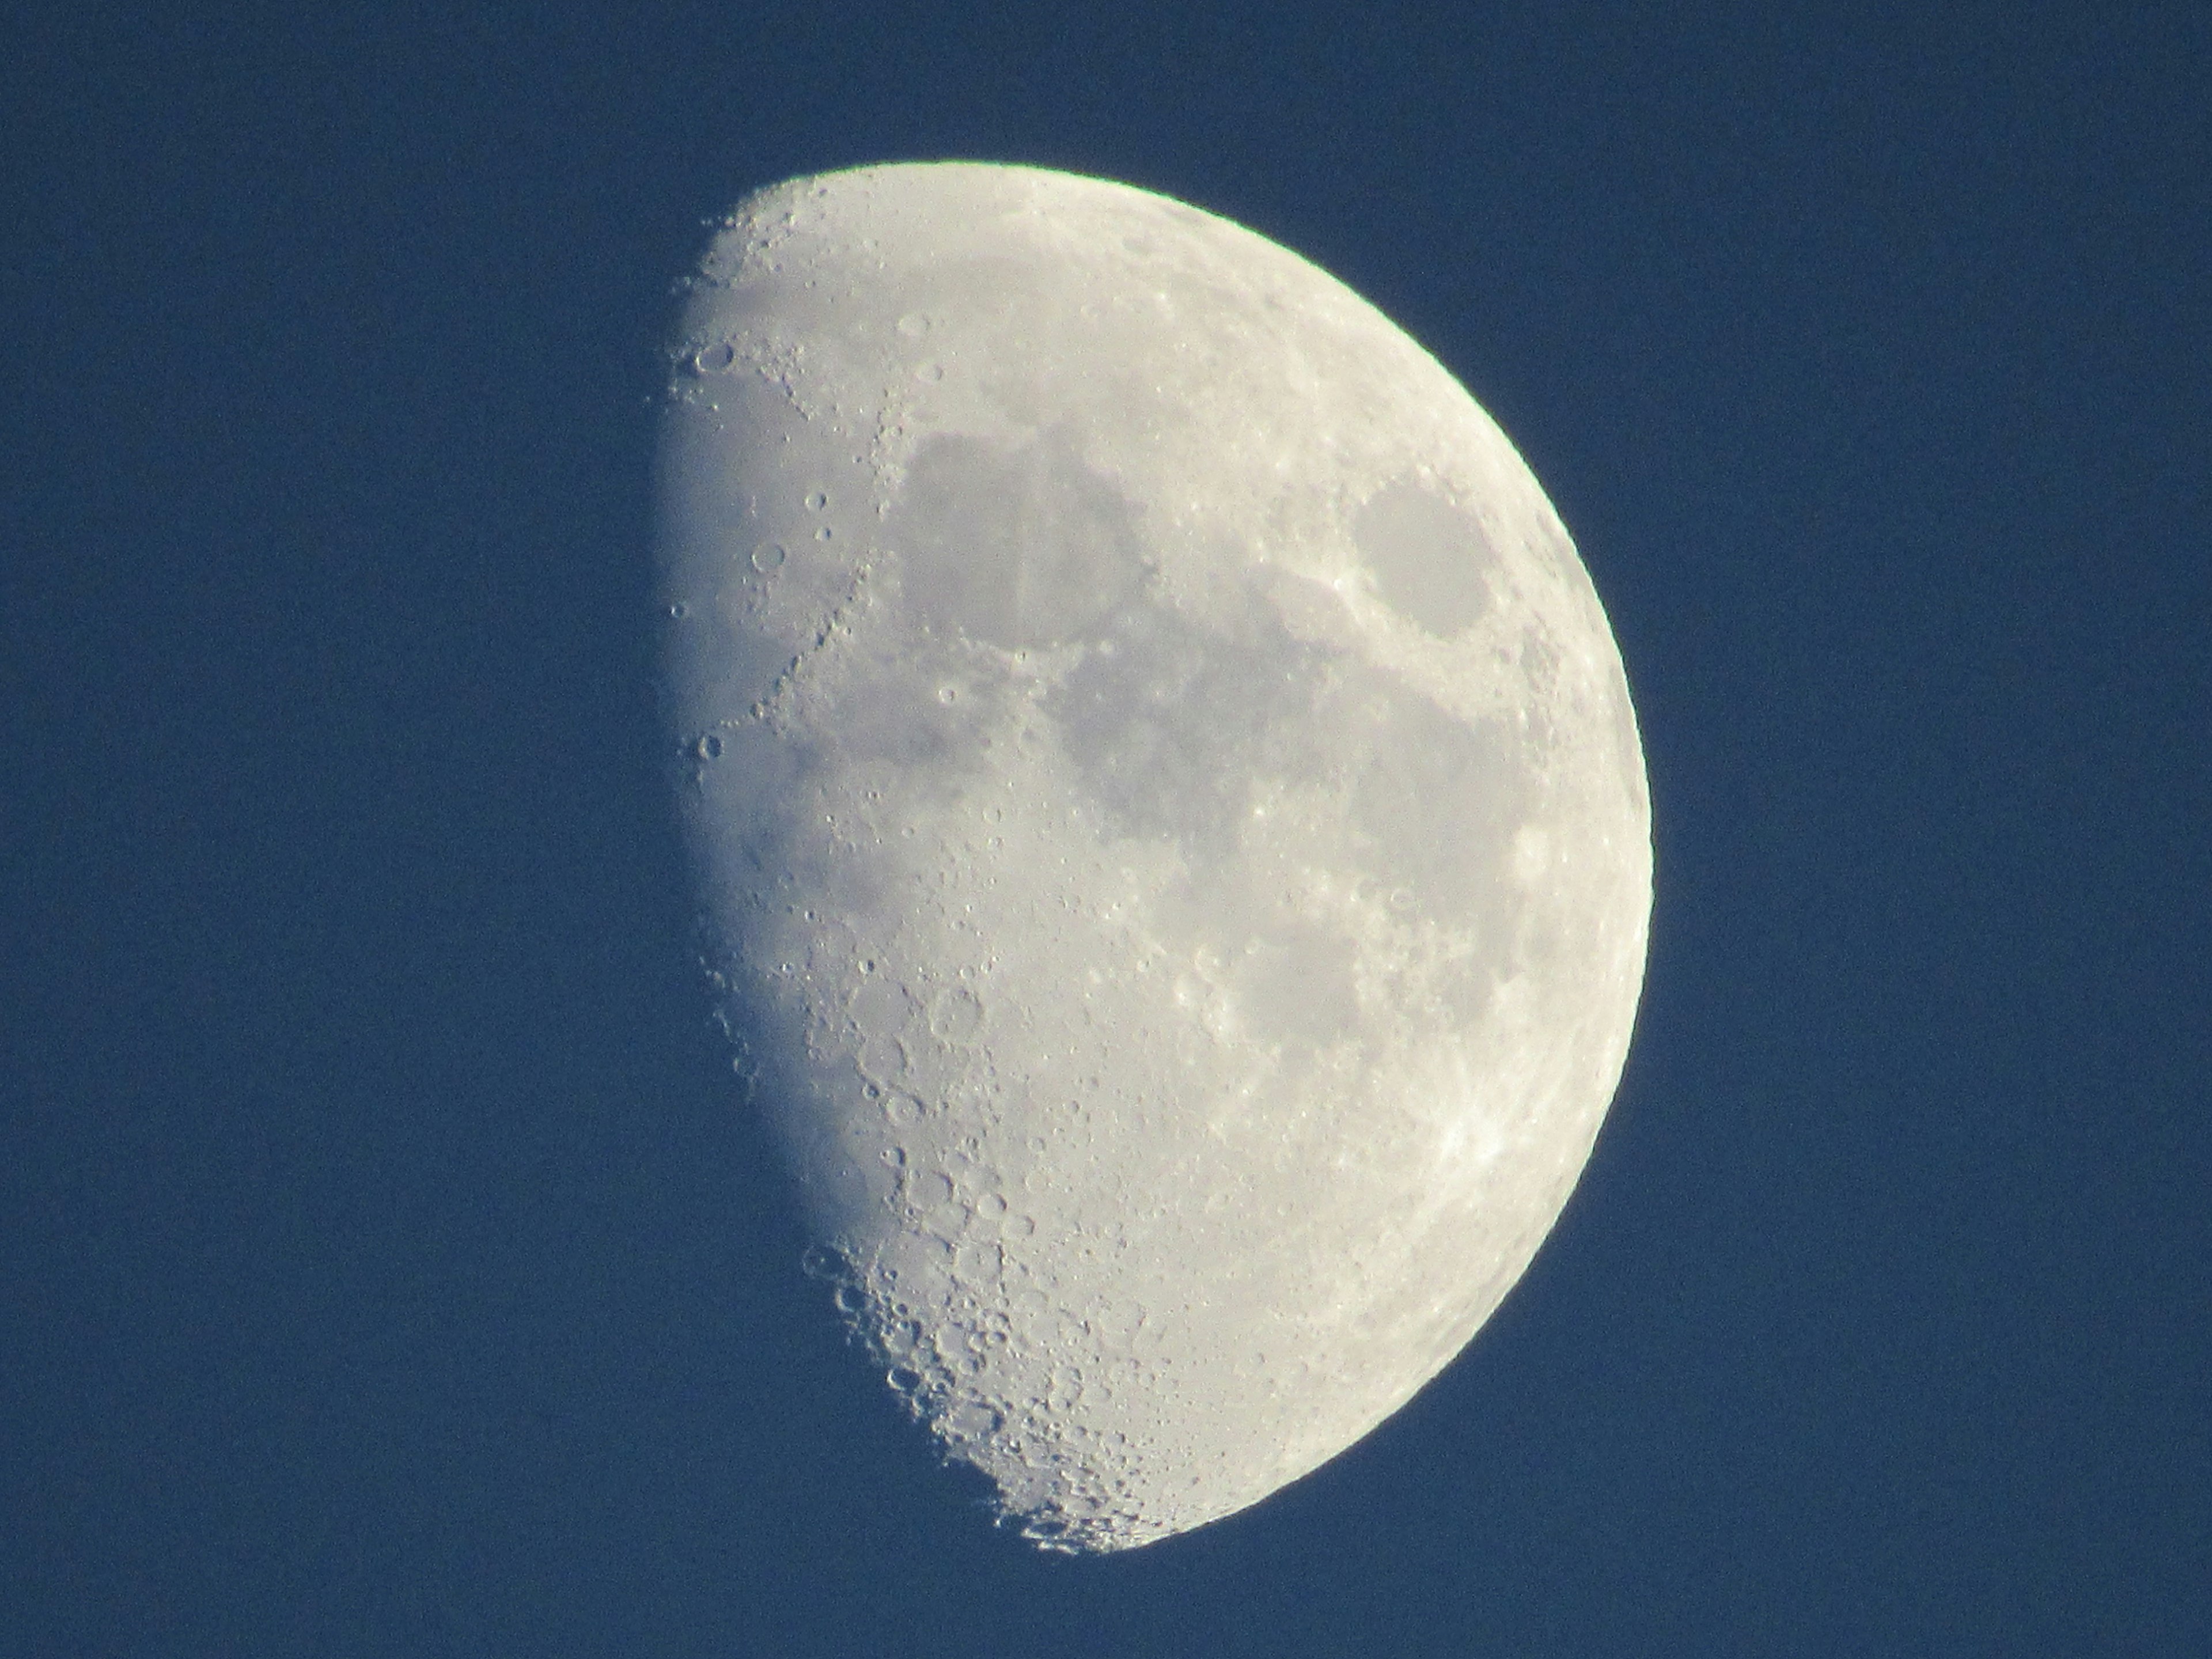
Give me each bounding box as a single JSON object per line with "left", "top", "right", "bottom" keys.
{"left": 657, "top": 162, "right": 1650, "bottom": 1552}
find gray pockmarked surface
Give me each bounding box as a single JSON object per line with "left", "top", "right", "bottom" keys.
{"left": 656, "top": 163, "right": 1650, "bottom": 1552}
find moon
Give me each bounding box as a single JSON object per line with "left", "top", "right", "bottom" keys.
{"left": 656, "top": 162, "right": 1650, "bottom": 1552}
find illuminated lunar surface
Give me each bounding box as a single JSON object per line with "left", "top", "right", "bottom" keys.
{"left": 656, "top": 162, "right": 1650, "bottom": 1552}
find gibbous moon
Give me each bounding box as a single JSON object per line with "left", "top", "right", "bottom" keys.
{"left": 657, "top": 162, "right": 1650, "bottom": 1552}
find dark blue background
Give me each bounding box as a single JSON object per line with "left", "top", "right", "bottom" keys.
{"left": 6, "top": 6, "right": 2206, "bottom": 1654}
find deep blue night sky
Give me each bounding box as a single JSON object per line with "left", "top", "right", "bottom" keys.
{"left": 6, "top": 6, "right": 2207, "bottom": 1654}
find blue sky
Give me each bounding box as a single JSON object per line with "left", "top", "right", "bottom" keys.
{"left": 6, "top": 6, "right": 2206, "bottom": 1654}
